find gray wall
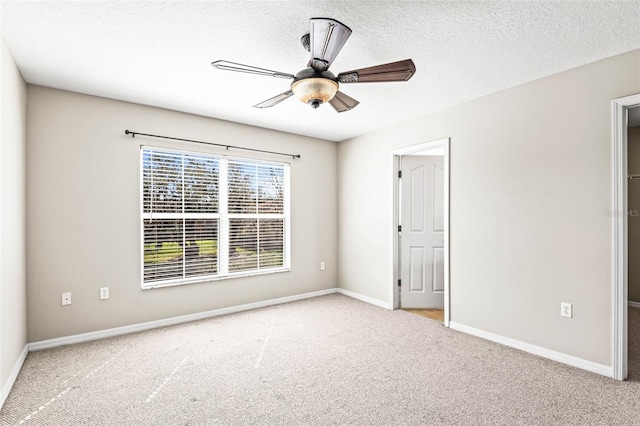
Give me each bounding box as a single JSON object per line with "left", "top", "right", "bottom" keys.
{"left": 0, "top": 39, "right": 27, "bottom": 403}
{"left": 26, "top": 86, "right": 338, "bottom": 342}
{"left": 628, "top": 126, "right": 640, "bottom": 302}
{"left": 338, "top": 49, "right": 640, "bottom": 367}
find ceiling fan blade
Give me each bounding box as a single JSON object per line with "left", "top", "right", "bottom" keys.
{"left": 329, "top": 91, "right": 359, "bottom": 113}
{"left": 253, "top": 90, "right": 294, "bottom": 109}
{"left": 211, "top": 60, "right": 294, "bottom": 80}
{"left": 337, "top": 59, "right": 416, "bottom": 83}
{"left": 308, "top": 18, "right": 352, "bottom": 71}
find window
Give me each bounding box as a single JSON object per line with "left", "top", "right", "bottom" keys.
{"left": 141, "top": 147, "right": 290, "bottom": 288}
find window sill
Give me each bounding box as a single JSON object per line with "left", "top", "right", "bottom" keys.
{"left": 141, "top": 267, "right": 291, "bottom": 290}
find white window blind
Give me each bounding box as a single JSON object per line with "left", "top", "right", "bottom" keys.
{"left": 141, "top": 147, "right": 289, "bottom": 288}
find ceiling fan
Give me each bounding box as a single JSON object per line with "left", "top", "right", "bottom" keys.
{"left": 211, "top": 17, "right": 416, "bottom": 113}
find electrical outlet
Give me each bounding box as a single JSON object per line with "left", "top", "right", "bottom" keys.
{"left": 100, "top": 287, "right": 109, "bottom": 300}
{"left": 320, "top": 262, "right": 325, "bottom": 271}
{"left": 61, "top": 292, "right": 72, "bottom": 306}
{"left": 561, "top": 302, "right": 572, "bottom": 318}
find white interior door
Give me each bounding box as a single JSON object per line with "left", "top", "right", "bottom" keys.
{"left": 400, "top": 155, "right": 445, "bottom": 309}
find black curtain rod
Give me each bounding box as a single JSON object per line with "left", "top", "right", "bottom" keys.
{"left": 124, "top": 130, "right": 301, "bottom": 159}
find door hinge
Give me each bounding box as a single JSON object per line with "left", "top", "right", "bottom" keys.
{"left": 398, "top": 170, "right": 402, "bottom": 178}
{"left": 398, "top": 225, "right": 402, "bottom": 232}
{"left": 397, "top": 279, "right": 402, "bottom": 287}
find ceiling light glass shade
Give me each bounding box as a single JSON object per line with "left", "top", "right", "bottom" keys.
{"left": 291, "top": 78, "right": 339, "bottom": 105}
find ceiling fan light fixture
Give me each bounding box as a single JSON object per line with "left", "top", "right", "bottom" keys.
{"left": 291, "top": 77, "right": 339, "bottom": 108}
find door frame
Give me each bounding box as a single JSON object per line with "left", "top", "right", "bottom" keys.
{"left": 391, "top": 138, "right": 450, "bottom": 326}
{"left": 613, "top": 93, "right": 640, "bottom": 380}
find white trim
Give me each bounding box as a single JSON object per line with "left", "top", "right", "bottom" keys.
{"left": 283, "top": 163, "right": 291, "bottom": 271}
{"left": 629, "top": 301, "right": 640, "bottom": 309}
{"left": 28, "top": 288, "right": 338, "bottom": 351}
{"left": 337, "top": 288, "right": 392, "bottom": 310}
{"left": 391, "top": 154, "right": 401, "bottom": 310}
{"left": 139, "top": 144, "right": 293, "bottom": 166}
{"left": 449, "top": 321, "right": 612, "bottom": 378}
{"left": 612, "top": 93, "right": 640, "bottom": 381}
{"left": 142, "top": 267, "right": 291, "bottom": 289}
{"left": 26, "top": 287, "right": 391, "bottom": 351}
{"left": 390, "top": 139, "right": 449, "bottom": 156}
{"left": 0, "top": 345, "right": 28, "bottom": 409}
{"left": 442, "top": 141, "right": 450, "bottom": 327}
{"left": 390, "top": 138, "right": 450, "bottom": 326}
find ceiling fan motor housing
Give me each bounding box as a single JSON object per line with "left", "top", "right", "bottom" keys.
{"left": 291, "top": 67, "right": 339, "bottom": 108}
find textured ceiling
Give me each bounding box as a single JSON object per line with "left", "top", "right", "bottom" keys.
{"left": 1, "top": 1, "right": 639, "bottom": 141}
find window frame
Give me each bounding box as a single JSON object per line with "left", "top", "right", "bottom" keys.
{"left": 140, "top": 146, "right": 291, "bottom": 289}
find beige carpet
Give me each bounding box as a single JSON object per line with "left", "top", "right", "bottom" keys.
{"left": 2, "top": 295, "right": 640, "bottom": 425}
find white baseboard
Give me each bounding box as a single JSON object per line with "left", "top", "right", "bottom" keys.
{"left": 629, "top": 300, "right": 640, "bottom": 309}
{"left": 449, "top": 321, "right": 612, "bottom": 378}
{"left": 29, "top": 288, "right": 339, "bottom": 351}
{"left": 0, "top": 345, "right": 28, "bottom": 410}
{"left": 337, "top": 288, "right": 392, "bottom": 310}
{"left": 27, "top": 287, "right": 391, "bottom": 352}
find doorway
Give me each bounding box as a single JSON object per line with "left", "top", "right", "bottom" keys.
{"left": 613, "top": 94, "right": 640, "bottom": 381}
{"left": 626, "top": 106, "right": 640, "bottom": 380}
{"left": 391, "top": 138, "right": 450, "bottom": 326}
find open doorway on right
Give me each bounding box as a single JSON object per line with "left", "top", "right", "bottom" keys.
{"left": 628, "top": 106, "right": 640, "bottom": 379}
